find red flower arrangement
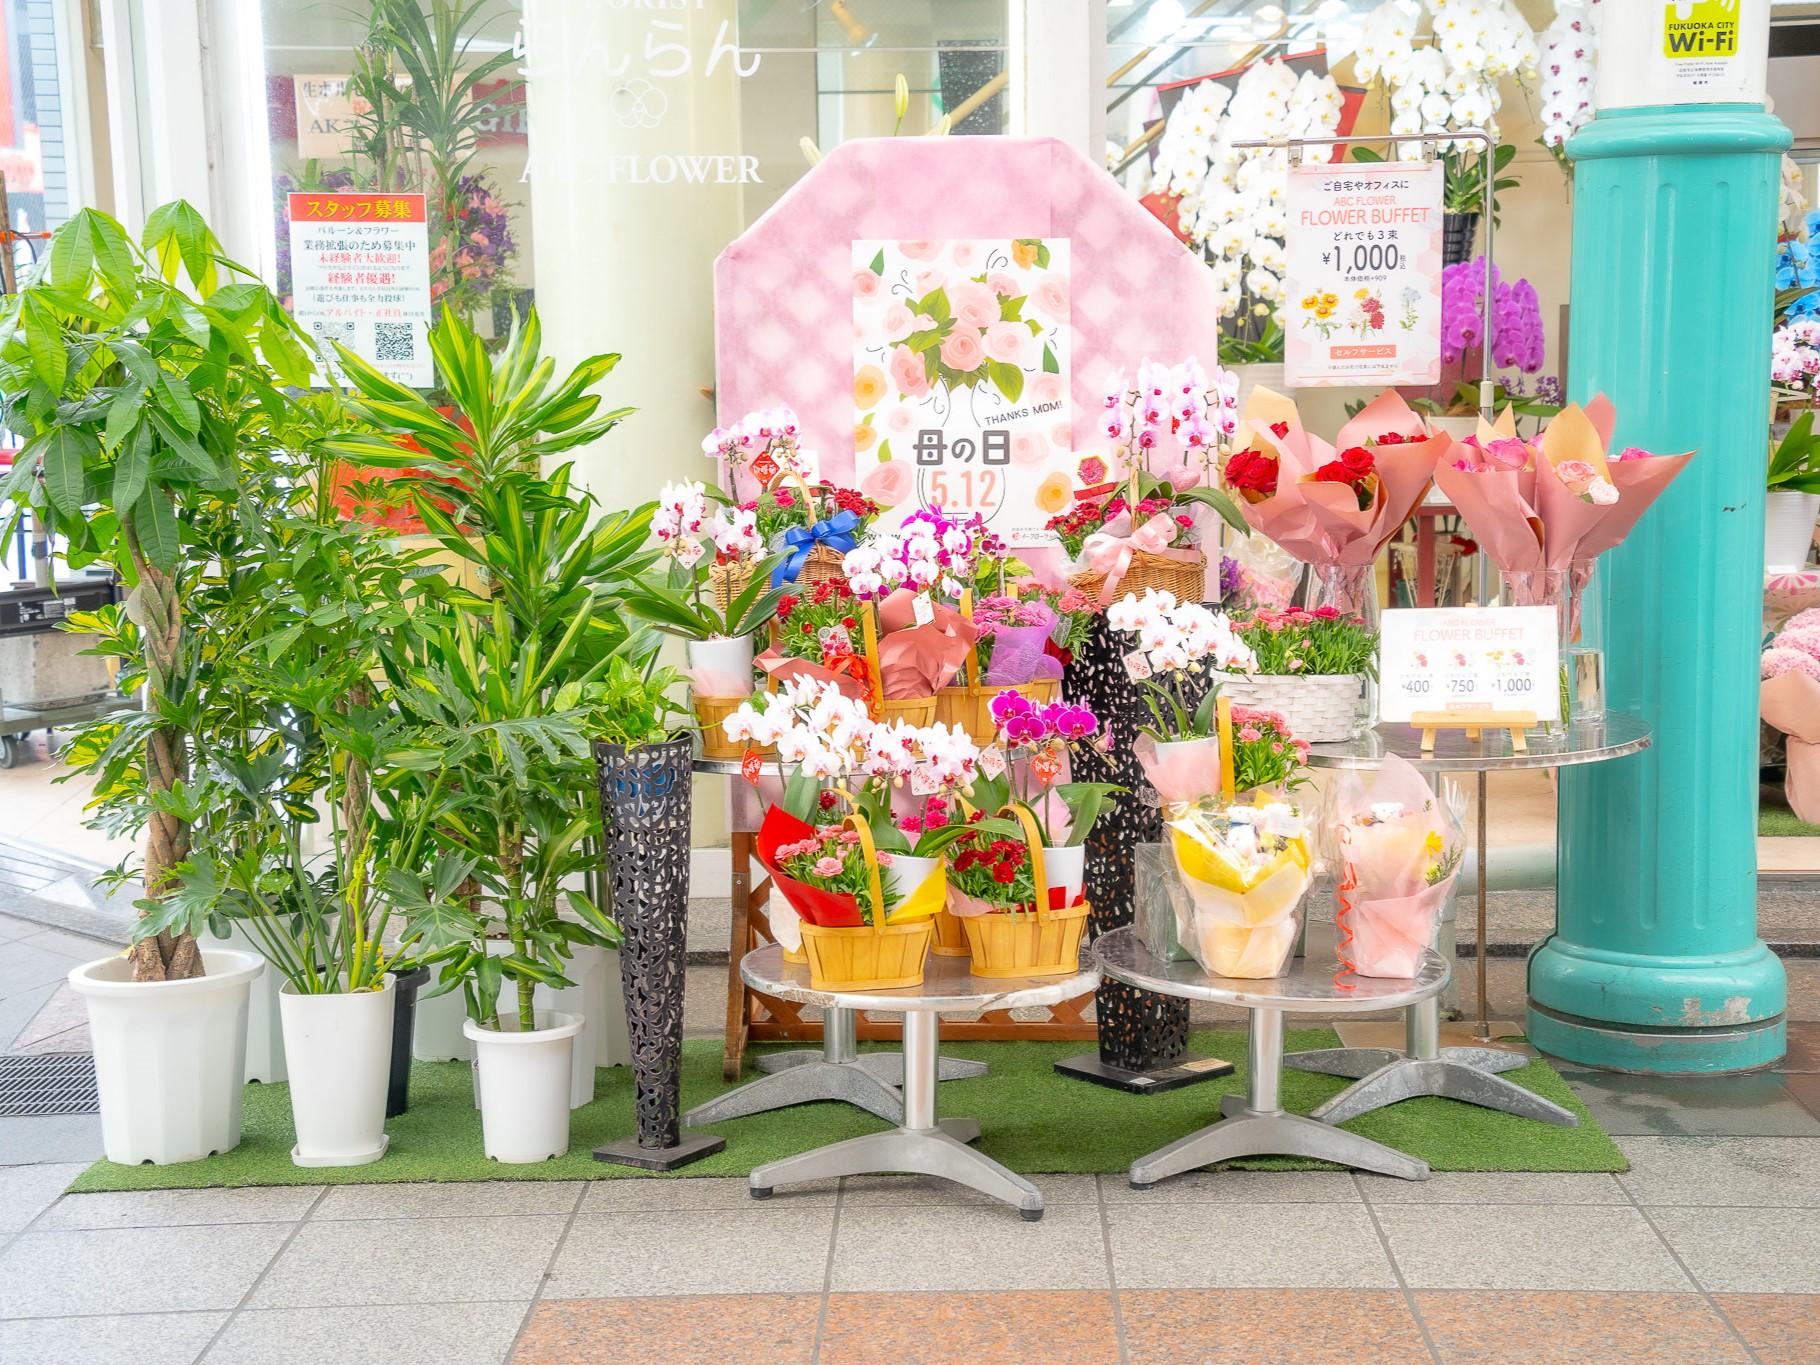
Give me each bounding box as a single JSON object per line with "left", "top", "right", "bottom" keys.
{"left": 775, "top": 578, "right": 869, "bottom": 686}
{"left": 1311, "top": 445, "right": 1379, "bottom": 511}
{"left": 1224, "top": 448, "right": 1280, "bottom": 501}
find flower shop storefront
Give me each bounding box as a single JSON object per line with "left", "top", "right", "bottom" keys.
{"left": 5, "top": 0, "right": 1804, "bottom": 1218}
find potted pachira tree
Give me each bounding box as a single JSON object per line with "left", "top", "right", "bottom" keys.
{"left": 0, "top": 205, "right": 319, "bottom": 1163}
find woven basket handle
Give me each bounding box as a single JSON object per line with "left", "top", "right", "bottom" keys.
{"left": 1001, "top": 802, "right": 1052, "bottom": 922}
{"left": 1217, "top": 694, "right": 1236, "bottom": 802}
{"left": 859, "top": 601, "right": 886, "bottom": 713}
{"left": 842, "top": 812, "right": 889, "bottom": 934}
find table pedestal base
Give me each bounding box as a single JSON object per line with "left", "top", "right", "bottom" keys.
{"left": 1286, "top": 999, "right": 1578, "bottom": 1128}
{"left": 746, "top": 1010, "right": 1044, "bottom": 1220}
{"left": 1130, "top": 1092, "right": 1430, "bottom": 1186}
{"left": 1126, "top": 1008, "right": 1431, "bottom": 1187}
{"left": 683, "top": 1007, "right": 988, "bottom": 1128}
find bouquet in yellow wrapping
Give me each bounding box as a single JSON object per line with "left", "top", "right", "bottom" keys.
{"left": 1167, "top": 797, "right": 1311, "bottom": 978}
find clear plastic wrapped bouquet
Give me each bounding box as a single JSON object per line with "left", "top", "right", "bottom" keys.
{"left": 1166, "top": 793, "right": 1311, "bottom": 979}
{"left": 1330, "top": 754, "right": 1466, "bottom": 979}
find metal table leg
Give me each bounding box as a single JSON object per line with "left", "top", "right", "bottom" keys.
{"left": 686, "top": 1007, "right": 988, "bottom": 1128}
{"left": 748, "top": 1010, "right": 1046, "bottom": 1220}
{"left": 1286, "top": 996, "right": 1579, "bottom": 1128}
{"left": 1128, "top": 1008, "right": 1431, "bottom": 1188}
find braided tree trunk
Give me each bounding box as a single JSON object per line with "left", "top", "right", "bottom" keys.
{"left": 125, "top": 536, "right": 202, "bottom": 982}
{"left": 1065, "top": 617, "right": 1192, "bottom": 1069}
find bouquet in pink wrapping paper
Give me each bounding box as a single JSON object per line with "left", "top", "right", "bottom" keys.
{"left": 1331, "top": 755, "right": 1465, "bottom": 980}
{"left": 1224, "top": 390, "right": 1451, "bottom": 584}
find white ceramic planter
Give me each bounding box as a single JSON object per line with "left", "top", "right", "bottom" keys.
{"left": 278, "top": 975, "right": 395, "bottom": 1167}
{"left": 412, "top": 981, "right": 473, "bottom": 1062}
{"left": 1766, "top": 490, "right": 1820, "bottom": 572}
{"left": 199, "top": 924, "right": 286, "bottom": 1084}
{"left": 1041, "top": 844, "right": 1086, "bottom": 907}
{"left": 465, "top": 1010, "right": 583, "bottom": 1163}
{"left": 70, "top": 949, "right": 263, "bottom": 1166}
{"left": 597, "top": 948, "right": 633, "bottom": 1069}
{"left": 884, "top": 853, "right": 942, "bottom": 904}
{"left": 686, "top": 635, "right": 754, "bottom": 692}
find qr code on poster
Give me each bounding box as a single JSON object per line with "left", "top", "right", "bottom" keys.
{"left": 374, "top": 323, "right": 415, "bottom": 362}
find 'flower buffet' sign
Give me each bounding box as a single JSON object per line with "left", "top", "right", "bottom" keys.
{"left": 1283, "top": 162, "right": 1443, "bottom": 388}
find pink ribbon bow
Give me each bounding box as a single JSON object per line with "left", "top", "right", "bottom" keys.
{"left": 1081, "top": 512, "right": 1198, "bottom": 606}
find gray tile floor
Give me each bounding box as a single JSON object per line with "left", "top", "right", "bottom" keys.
{"left": 3, "top": 1152, "right": 1820, "bottom": 1364}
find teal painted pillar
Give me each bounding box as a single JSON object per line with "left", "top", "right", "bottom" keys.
{"left": 1530, "top": 104, "right": 1790, "bottom": 1073}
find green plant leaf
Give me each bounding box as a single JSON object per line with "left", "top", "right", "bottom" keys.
{"left": 40, "top": 426, "right": 97, "bottom": 515}
{"left": 988, "top": 360, "right": 1024, "bottom": 404}
{"left": 132, "top": 484, "right": 180, "bottom": 572}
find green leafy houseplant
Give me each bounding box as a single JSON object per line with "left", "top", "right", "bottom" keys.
{"left": 0, "top": 204, "right": 313, "bottom": 982}
{"left": 345, "top": 0, "right": 521, "bottom": 320}
{"left": 1770, "top": 411, "right": 1820, "bottom": 495}
{"left": 621, "top": 552, "right": 788, "bottom": 644}
{"left": 1350, "top": 143, "right": 1519, "bottom": 223}
{"left": 332, "top": 309, "right": 667, "bottom": 1032}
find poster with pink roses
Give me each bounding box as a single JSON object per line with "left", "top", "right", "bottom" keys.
{"left": 852, "top": 237, "right": 1075, "bottom": 548}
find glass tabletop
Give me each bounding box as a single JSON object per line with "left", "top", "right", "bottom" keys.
{"left": 1304, "top": 713, "right": 1651, "bottom": 772}
{"left": 740, "top": 943, "right": 1100, "bottom": 1014}
{"left": 1094, "top": 926, "right": 1448, "bottom": 1013}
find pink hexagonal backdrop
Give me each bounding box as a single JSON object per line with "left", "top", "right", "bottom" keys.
{"left": 713, "top": 135, "right": 1225, "bottom": 501}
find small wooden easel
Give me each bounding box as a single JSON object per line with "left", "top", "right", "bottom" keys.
{"left": 1411, "top": 709, "right": 1540, "bottom": 755}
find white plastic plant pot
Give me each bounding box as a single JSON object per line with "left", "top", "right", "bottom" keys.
{"left": 464, "top": 1010, "right": 583, "bottom": 1163}
{"left": 70, "top": 949, "right": 263, "bottom": 1166}
{"left": 530, "top": 942, "right": 605, "bottom": 1109}
{"left": 278, "top": 975, "right": 395, "bottom": 1168}
{"left": 1766, "top": 491, "right": 1820, "bottom": 573}
{"left": 199, "top": 924, "right": 286, "bottom": 1084}
{"left": 1041, "top": 844, "right": 1087, "bottom": 908}
{"left": 412, "top": 979, "right": 474, "bottom": 1062}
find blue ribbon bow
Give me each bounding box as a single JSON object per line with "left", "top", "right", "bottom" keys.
{"left": 772, "top": 511, "right": 861, "bottom": 586}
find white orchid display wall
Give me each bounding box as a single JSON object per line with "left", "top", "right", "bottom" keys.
{"left": 1149, "top": 60, "right": 1344, "bottom": 322}
{"left": 1354, "top": 0, "right": 1540, "bottom": 157}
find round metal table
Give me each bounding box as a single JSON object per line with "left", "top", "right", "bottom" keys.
{"left": 1096, "top": 926, "right": 1446, "bottom": 1185}
{"left": 1281, "top": 716, "right": 1649, "bottom": 1128}
{"left": 741, "top": 944, "right": 1099, "bottom": 1220}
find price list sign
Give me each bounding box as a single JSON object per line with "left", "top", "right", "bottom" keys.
{"left": 1379, "top": 607, "right": 1561, "bottom": 724}
{"left": 1283, "top": 161, "right": 1443, "bottom": 389}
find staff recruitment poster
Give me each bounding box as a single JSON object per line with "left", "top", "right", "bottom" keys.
{"left": 286, "top": 191, "right": 434, "bottom": 389}
{"left": 1283, "top": 161, "right": 1443, "bottom": 388}
{"left": 851, "top": 237, "right": 1075, "bottom": 548}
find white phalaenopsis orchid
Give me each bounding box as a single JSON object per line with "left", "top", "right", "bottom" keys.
{"left": 1151, "top": 59, "right": 1343, "bottom": 322}
{"left": 1355, "top": 0, "right": 1540, "bottom": 160}
{"left": 1538, "top": 0, "right": 1600, "bottom": 152}
{"left": 1108, "top": 590, "right": 1258, "bottom": 677}
{"left": 710, "top": 505, "right": 761, "bottom": 558}
{"left": 654, "top": 479, "right": 709, "bottom": 569}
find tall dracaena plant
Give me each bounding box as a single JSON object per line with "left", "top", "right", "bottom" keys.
{"left": 331, "top": 308, "right": 671, "bottom": 1030}
{"left": 346, "top": 0, "right": 519, "bottom": 314}
{"left": 0, "top": 204, "right": 313, "bottom": 982}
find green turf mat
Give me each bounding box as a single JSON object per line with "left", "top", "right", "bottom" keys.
{"left": 68, "top": 1028, "right": 1623, "bottom": 1192}
{"left": 1760, "top": 803, "right": 1820, "bottom": 838}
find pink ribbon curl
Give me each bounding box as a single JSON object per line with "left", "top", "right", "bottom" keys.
{"left": 1080, "top": 512, "right": 1199, "bottom": 606}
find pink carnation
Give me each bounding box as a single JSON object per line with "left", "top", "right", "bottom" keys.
{"left": 811, "top": 855, "right": 846, "bottom": 878}
{"left": 1762, "top": 647, "right": 1820, "bottom": 682}
{"left": 1775, "top": 626, "right": 1820, "bottom": 663}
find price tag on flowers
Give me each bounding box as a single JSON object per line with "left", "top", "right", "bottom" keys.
{"left": 1379, "top": 607, "right": 1560, "bottom": 724}
{"left": 1282, "top": 162, "right": 1442, "bottom": 388}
